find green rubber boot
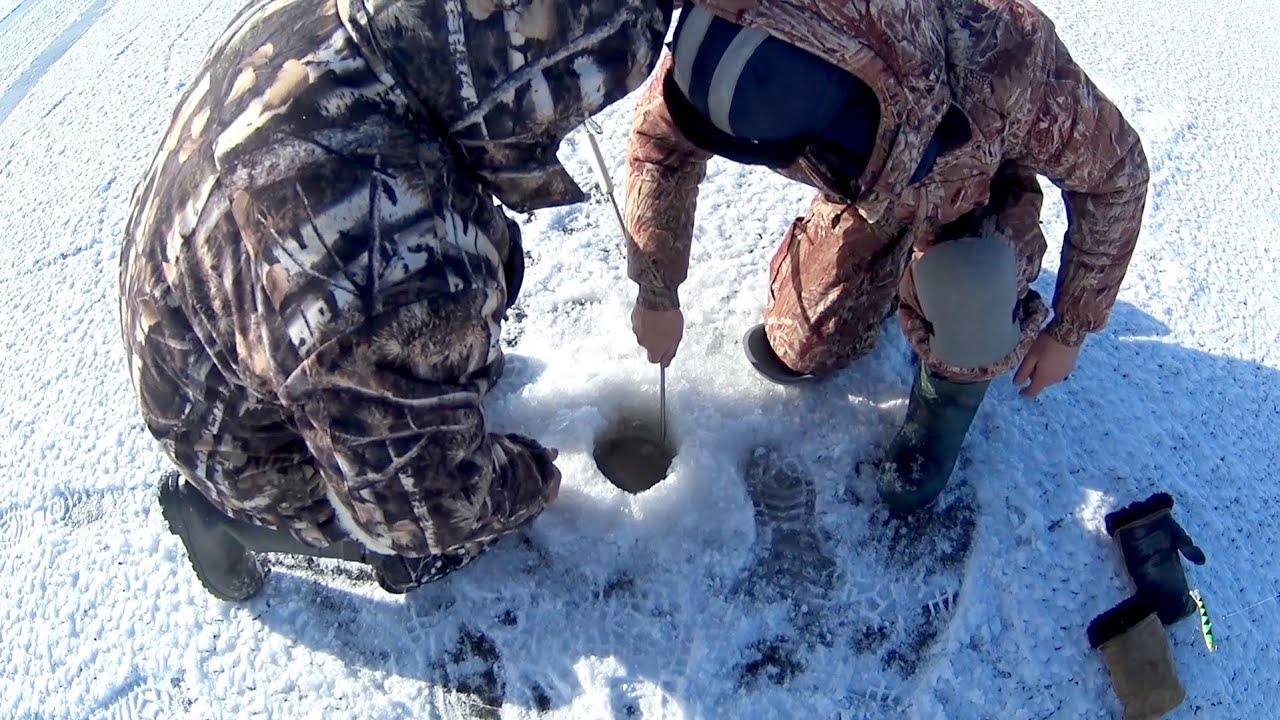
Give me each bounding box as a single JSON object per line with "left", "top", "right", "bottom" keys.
{"left": 877, "top": 364, "right": 990, "bottom": 515}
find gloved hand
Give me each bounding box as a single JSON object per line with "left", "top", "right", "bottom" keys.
{"left": 1104, "top": 493, "right": 1206, "bottom": 624}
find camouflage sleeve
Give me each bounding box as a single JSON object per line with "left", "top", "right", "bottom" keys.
{"left": 624, "top": 53, "right": 712, "bottom": 311}
{"left": 279, "top": 288, "right": 557, "bottom": 557}
{"left": 1023, "top": 37, "right": 1150, "bottom": 347}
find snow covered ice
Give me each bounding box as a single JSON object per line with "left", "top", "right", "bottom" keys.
{"left": 2, "top": 0, "right": 1279, "bottom": 718}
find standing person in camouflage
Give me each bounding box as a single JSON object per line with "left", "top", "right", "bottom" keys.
{"left": 624, "top": 1, "right": 1149, "bottom": 514}
{"left": 120, "top": 0, "right": 674, "bottom": 601}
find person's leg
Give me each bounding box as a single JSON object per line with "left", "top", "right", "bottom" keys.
{"left": 123, "top": 251, "right": 352, "bottom": 598}
{"left": 154, "top": 437, "right": 490, "bottom": 598}
{"left": 880, "top": 163, "right": 1050, "bottom": 514}
{"left": 137, "top": 350, "right": 361, "bottom": 599}
{"left": 899, "top": 162, "right": 1050, "bottom": 384}
{"left": 129, "top": 331, "right": 470, "bottom": 598}
{"left": 117, "top": 3, "right": 531, "bottom": 598}
{"left": 155, "top": 468, "right": 367, "bottom": 601}
{"left": 755, "top": 194, "right": 910, "bottom": 381}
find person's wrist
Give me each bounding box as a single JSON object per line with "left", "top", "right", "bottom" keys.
{"left": 635, "top": 283, "right": 680, "bottom": 312}
{"left": 1045, "top": 317, "right": 1088, "bottom": 348}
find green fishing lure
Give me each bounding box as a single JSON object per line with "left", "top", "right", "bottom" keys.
{"left": 1190, "top": 589, "right": 1216, "bottom": 652}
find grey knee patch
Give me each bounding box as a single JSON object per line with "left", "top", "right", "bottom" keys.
{"left": 914, "top": 236, "right": 1021, "bottom": 369}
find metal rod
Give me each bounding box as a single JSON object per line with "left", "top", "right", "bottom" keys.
{"left": 660, "top": 366, "right": 668, "bottom": 442}
{"left": 584, "top": 125, "right": 670, "bottom": 442}
{"left": 584, "top": 129, "right": 634, "bottom": 244}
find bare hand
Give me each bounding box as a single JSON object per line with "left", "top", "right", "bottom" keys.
{"left": 1013, "top": 331, "right": 1082, "bottom": 398}
{"left": 631, "top": 305, "right": 684, "bottom": 367}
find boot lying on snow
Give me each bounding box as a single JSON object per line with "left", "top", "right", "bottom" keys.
{"left": 1088, "top": 594, "right": 1186, "bottom": 719}
{"left": 877, "top": 363, "right": 989, "bottom": 514}
{"left": 157, "top": 472, "right": 462, "bottom": 598}
{"left": 1105, "top": 493, "right": 1206, "bottom": 624}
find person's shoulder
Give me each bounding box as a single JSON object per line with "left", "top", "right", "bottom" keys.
{"left": 940, "top": 0, "right": 1056, "bottom": 69}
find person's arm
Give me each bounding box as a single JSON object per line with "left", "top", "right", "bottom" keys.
{"left": 624, "top": 54, "right": 713, "bottom": 313}
{"left": 278, "top": 288, "right": 559, "bottom": 557}
{"left": 1023, "top": 37, "right": 1151, "bottom": 348}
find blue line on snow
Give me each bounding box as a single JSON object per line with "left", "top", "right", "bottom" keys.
{"left": 0, "top": 0, "right": 113, "bottom": 127}
{"left": 0, "top": 1, "right": 38, "bottom": 34}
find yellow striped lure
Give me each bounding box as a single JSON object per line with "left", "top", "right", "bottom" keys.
{"left": 1190, "top": 589, "right": 1216, "bottom": 652}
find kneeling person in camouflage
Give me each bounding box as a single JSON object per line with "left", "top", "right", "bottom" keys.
{"left": 120, "top": 0, "right": 674, "bottom": 600}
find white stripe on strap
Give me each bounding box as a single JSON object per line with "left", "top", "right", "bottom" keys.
{"left": 673, "top": 6, "right": 715, "bottom": 96}
{"left": 708, "top": 27, "right": 768, "bottom": 135}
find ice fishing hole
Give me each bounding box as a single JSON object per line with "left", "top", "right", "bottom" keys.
{"left": 592, "top": 410, "right": 678, "bottom": 494}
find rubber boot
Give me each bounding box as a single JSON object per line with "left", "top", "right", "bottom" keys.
{"left": 227, "top": 521, "right": 458, "bottom": 595}
{"left": 158, "top": 472, "right": 477, "bottom": 597}
{"left": 223, "top": 521, "right": 367, "bottom": 562}
{"left": 742, "top": 324, "right": 815, "bottom": 385}
{"left": 1105, "top": 493, "right": 1206, "bottom": 624}
{"left": 877, "top": 364, "right": 990, "bottom": 515}
{"left": 159, "top": 471, "right": 385, "bottom": 600}
{"left": 1088, "top": 594, "right": 1186, "bottom": 719}
{"left": 157, "top": 472, "right": 266, "bottom": 601}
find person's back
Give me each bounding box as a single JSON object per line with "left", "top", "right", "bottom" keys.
{"left": 122, "top": 0, "right": 674, "bottom": 599}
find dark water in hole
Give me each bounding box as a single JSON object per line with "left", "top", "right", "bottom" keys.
{"left": 592, "top": 416, "right": 677, "bottom": 494}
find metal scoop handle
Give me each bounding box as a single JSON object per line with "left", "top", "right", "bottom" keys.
{"left": 584, "top": 125, "right": 669, "bottom": 444}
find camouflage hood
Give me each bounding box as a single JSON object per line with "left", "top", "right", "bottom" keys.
{"left": 338, "top": 0, "right": 674, "bottom": 212}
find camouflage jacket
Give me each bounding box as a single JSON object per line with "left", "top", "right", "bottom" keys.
{"left": 120, "top": 0, "right": 669, "bottom": 555}
{"left": 625, "top": 0, "right": 1149, "bottom": 347}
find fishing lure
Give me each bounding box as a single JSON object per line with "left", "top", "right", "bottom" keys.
{"left": 1190, "top": 589, "right": 1216, "bottom": 652}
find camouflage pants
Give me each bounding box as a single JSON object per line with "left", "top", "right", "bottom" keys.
{"left": 125, "top": 191, "right": 525, "bottom": 555}
{"left": 764, "top": 163, "right": 1051, "bottom": 383}
{"left": 127, "top": 288, "right": 511, "bottom": 561}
